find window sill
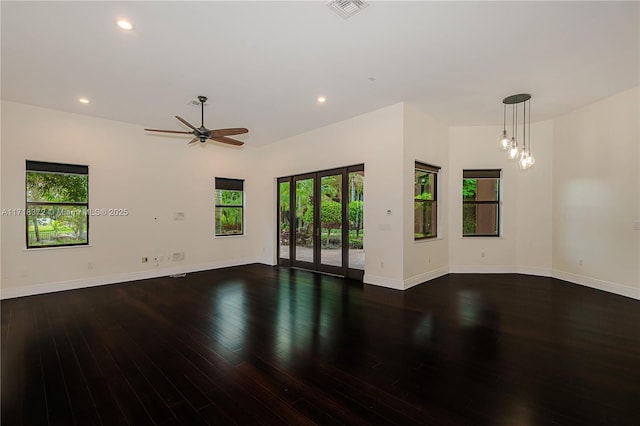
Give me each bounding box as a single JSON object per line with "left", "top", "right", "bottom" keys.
{"left": 414, "top": 237, "right": 443, "bottom": 244}
{"left": 25, "top": 244, "right": 92, "bottom": 251}
{"left": 214, "top": 234, "right": 246, "bottom": 239}
{"left": 461, "top": 236, "right": 504, "bottom": 239}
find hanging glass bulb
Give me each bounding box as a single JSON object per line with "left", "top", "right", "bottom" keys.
{"left": 526, "top": 153, "right": 536, "bottom": 167}
{"left": 518, "top": 152, "right": 530, "bottom": 169}
{"left": 507, "top": 138, "right": 519, "bottom": 160}
{"left": 499, "top": 130, "right": 510, "bottom": 151}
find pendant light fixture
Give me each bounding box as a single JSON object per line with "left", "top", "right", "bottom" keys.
{"left": 499, "top": 104, "right": 510, "bottom": 151}
{"left": 500, "top": 94, "right": 535, "bottom": 170}
{"left": 507, "top": 102, "right": 519, "bottom": 160}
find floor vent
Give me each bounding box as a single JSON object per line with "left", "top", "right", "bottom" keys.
{"left": 327, "top": 0, "right": 369, "bottom": 19}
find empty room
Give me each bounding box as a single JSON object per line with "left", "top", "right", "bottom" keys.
{"left": 1, "top": 1, "right": 639, "bottom": 425}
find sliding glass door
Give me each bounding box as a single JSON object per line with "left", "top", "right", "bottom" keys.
{"left": 348, "top": 169, "right": 365, "bottom": 271}
{"left": 319, "top": 171, "right": 343, "bottom": 270}
{"left": 278, "top": 165, "right": 364, "bottom": 279}
{"left": 293, "top": 174, "right": 315, "bottom": 269}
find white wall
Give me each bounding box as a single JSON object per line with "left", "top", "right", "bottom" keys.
{"left": 1, "top": 101, "right": 262, "bottom": 298}
{"left": 254, "top": 103, "right": 406, "bottom": 288}
{"left": 448, "top": 121, "right": 553, "bottom": 275}
{"left": 3, "top": 87, "right": 638, "bottom": 300}
{"left": 552, "top": 87, "right": 640, "bottom": 297}
{"left": 402, "top": 103, "right": 450, "bottom": 287}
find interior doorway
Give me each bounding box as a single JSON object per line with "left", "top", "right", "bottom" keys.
{"left": 278, "top": 164, "right": 364, "bottom": 279}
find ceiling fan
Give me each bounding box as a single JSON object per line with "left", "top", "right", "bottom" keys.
{"left": 144, "top": 96, "right": 248, "bottom": 146}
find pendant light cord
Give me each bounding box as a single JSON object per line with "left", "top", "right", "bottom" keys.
{"left": 503, "top": 104, "right": 507, "bottom": 132}
{"left": 513, "top": 103, "right": 516, "bottom": 140}
{"left": 513, "top": 104, "right": 518, "bottom": 146}
{"left": 528, "top": 98, "right": 532, "bottom": 154}
{"left": 523, "top": 100, "right": 526, "bottom": 152}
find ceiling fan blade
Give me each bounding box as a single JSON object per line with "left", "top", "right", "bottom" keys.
{"left": 188, "top": 137, "right": 199, "bottom": 144}
{"left": 210, "top": 128, "right": 249, "bottom": 137}
{"left": 210, "top": 136, "right": 244, "bottom": 146}
{"left": 175, "top": 116, "right": 198, "bottom": 131}
{"left": 144, "top": 128, "right": 193, "bottom": 134}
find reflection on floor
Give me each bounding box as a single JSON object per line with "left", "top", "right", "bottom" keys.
{"left": 2, "top": 266, "right": 639, "bottom": 425}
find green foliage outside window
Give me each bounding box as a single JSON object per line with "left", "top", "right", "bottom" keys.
{"left": 215, "top": 185, "right": 244, "bottom": 236}
{"left": 462, "top": 179, "right": 477, "bottom": 234}
{"left": 414, "top": 167, "right": 437, "bottom": 239}
{"left": 26, "top": 170, "right": 88, "bottom": 247}
{"left": 282, "top": 173, "right": 364, "bottom": 249}
{"left": 462, "top": 172, "right": 500, "bottom": 237}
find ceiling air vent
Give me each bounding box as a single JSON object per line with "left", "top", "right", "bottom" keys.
{"left": 327, "top": 0, "right": 369, "bottom": 19}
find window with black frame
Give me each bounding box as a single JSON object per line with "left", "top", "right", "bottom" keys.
{"left": 215, "top": 177, "right": 244, "bottom": 236}
{"left": 26, "top": 160, "right": 89, "bottom": 248}
{"left": 414, "top": 162, "right": 440, "bottom": 240}
{"left": 463, "top": 169, "right": 501, "bottom": 237}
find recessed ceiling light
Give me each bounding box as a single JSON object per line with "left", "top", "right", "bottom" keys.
{"left": 78, "top": 98, "right": 90, "bottom": 104}
{"left": 317, "top": 96, "right": 327, "bottom": 104}
{"left": 116, "top": 19, "right": 134, "bottom": 31}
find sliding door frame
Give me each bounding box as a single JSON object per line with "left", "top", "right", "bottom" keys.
{"left": 277, "top": 164, "right": 364, "bottom": 280}
{"left": 291, "top": 173, "right": 316, "bottom": 271}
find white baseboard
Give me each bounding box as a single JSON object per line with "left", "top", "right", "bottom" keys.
{"left": 449, "top": 265, "right": 517, "bottom": 274}
{"left": 364, "top": 267, "right": 450, "bottom": 290}
{"left": 0, "top": 257, "right": 257, "bottom": 300}
{"left": 363, "top": 274, "right": 405, "bottom": 290}
{"left": 403, "top": 266, "right": 449, "bottom": 289}
{"left": 517, "top": 266, "right": 552, "bottom": 277}
{"left": 449, "top": 265, "right": 552, "bottom": 277}
{"left": 258, "top": 257, "right": 277, "bottom": 266}
{"left": 552, "top": 270, "right": 639, "bottom": 300}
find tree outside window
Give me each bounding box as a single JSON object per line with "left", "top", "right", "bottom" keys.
{"left": 463, "top": 169, "right": 501, "bottom": 237}
{"left": 215, "top": 178, "right": 244, "bottom": 236}
{"left": 26, "top": 161, "right": 89, "bottom": 248}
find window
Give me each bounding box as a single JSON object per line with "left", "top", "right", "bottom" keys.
{"left": 414, "top": 162, "right": 440, "bottom": 240}
{"left": 26, "top": 160, "right": 89, "bottom": 248}
{"left": 463, "top": 169, "right": 501, "bottom": 237}
{"left": 215, "top": 177, "right": 244, "bottom": 236}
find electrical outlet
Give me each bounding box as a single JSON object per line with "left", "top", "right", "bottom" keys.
{"left": 481, "top": 251, "right": 486, "bottom": 258}
{"left": 380, "top": 261, "right": 384, "bottom": 268}
{"left": 88, "top": 261, "right": 94, "bottom": 270}
{"left": 579, "top": 259, "right": 583, "bottom": 266}
{"left": 173, "top": 212, "right": 185, "bottom": 221}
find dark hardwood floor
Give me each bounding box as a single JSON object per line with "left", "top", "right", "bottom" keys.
{"left": 2, "top": 265, "right": 639, "bottom": 425}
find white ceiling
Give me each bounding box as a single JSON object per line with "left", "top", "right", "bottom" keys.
{"left": 2, "top": 1, "right": 638, "bottom": 146}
